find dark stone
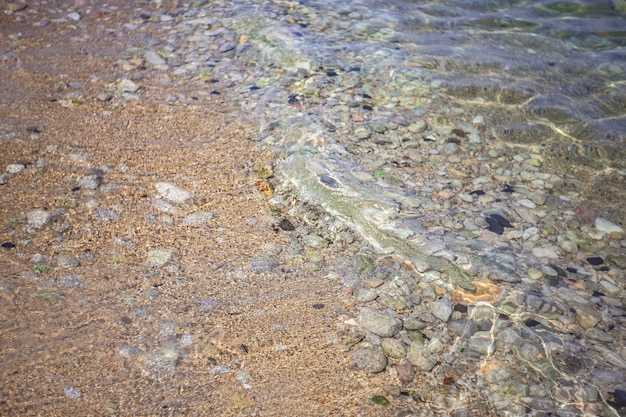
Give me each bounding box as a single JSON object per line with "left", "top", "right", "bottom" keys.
{"left": 451, "top": 128, "right": 466, "bottom": 137}
{"left": 587, "top": 256, "right": 604, "bottom": 266}
{"left": 1, "top": 242, "right": 15, "bottom": 249}
{"left": 485, "top": 217, "right": 504, "bottom": 235}
{"left": 469, "top": 190, "right": 485, "bottom": 195}
{"left": 278, "top": 218, "right": 295, "bottom": 231}
{"left": 320, "top": 174, "right": 340, "bottom": 188}
{"left": 312, "top": 303, "right": 324, "bottom": 309}
{"left": 488, "top": 213, "right": 512, "bottom": 228}
{"left": 250, "top": 85, "right": 261, "bottom": 90}
{"left": 362, "top": 105, "right": 373, "bottom": 111}
{"left": 326, "top": 70, "right": 338, "bottom": 76}
{"left": 501, "top": 185, "right": 515, "bottom": 193}
{"left": 524, "top": 319, "right": 540, "bottom": 327}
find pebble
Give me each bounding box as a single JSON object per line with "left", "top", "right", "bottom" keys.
{"left": 350, "top": 347, "right": 387, "bottom": 373}
{"left": 595, "top": 217, "right": 624, "bottom": 235}
{"left": 358, "top": 309, "right": 402, "bottom": 338}
{"left": 155, "top": 182, "right": 193, "bottom": 203}
{"left": 27, "top": 210, "right": 50, "bottom": 228}
{"left": 406, "top": 344, "right": 437, "bottom": 371}
{"left": 182, "top": 211, "right": 213, "bottom": 225}
{"left": 4, "top": 2, "right": 623, "bottom": 415}
{"left": 6, "top": 164, "right": 24, "bottom": 174}
{"left": 147, "top": 248, "right": 174, "bottom": 267}
{"left": 431, "top": 296, "right": 452, "bottom": 322}
{"left": 250, "top": 254, "right": 279, "bottom": 273}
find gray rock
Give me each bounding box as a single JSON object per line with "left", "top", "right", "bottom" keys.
{"left": 56, "top": 255, "right": 80, "bottom": 268}
{"left": 147, "top": 248, "right": 174, "bottom": 267}
{"left": 381, "top": 339, "right": 407, "bottom": 359}
{"left": 155, "top": 182, "right": 193, "bottom": 203}
{"left": 94, "top": 208, "right": 119, "bottom": 222}
{"left": 250, "top": 254, "right": 279, "bottom": 273}
{"left": 350, "top": 347, "right": 387, "bottom": 373}
{"left": 6, "top": 163, "right": 24, "bottom": 174}
{"left": 27, "top": 210, "right": 51, "bottom": 228}
{"left": 117, "top": 79, "right": 139, "bottom": 93}
{"left": 63, "top": 386, "right": 82, "bottom": 399}
{"left": 154, "top": 199, "right": 177, "bottom": 213}
{"left": 571, "top": 302, "right": 602, "bottom": 329}
{"left": 302, "top": 234, "right": 329, "bottom": 249}
{"left": 595, "top": 217, "right": 623, "bottom": 234}
{"left": 406, "top": 344, "right": 437, "bottom": 371}
{"left": 59, "top": 274, "right": 83, "bottom": 288}
{"left": 468, "top": 331, "right": 495, "bottom": 356}
{"left": 145, "top": 50, "right": 166, "bottom": 66}
{"left": 183, "top": 211, "right": 213, "bottom": 225}
{"left": 431, "top": 296, "right": 453, "bottom": 322}
{"left": 358, "top": 309, "right": 403, "bottom": 337}
{"left": 78, "top": 175, "right": 100, "bottom": 190}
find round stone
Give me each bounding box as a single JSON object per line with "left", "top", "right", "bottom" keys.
{"left": 350, "top": 347, "right": 387, "bottom": 373}
{"left": 358, "top": 310, "right": 403, "bottom": 338}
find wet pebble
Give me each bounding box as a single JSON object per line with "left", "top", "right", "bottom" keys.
{"left": 350, "top": 347, "right": 387, "bottom": 373}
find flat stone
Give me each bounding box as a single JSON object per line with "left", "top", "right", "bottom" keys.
{"left": 155, "top": 182, "right": 193, "bottom": 203}
{"left": 350, "top": 347, "right": 387, "bottom": 373}
{"left": 182, "top": 211, "right": 213, "bottom": 225}
{"left": 147, "top": 248, "right": 174, "bottom": 267}
{"left": 250, "top": 254, "right": 279, "bottom": 273}
{"left": 595, "top": 217, "right": 623, "bottom": 234}
{"left": 6, "top": 163, "right": 25, "bottom": 174}
{"left": 532, "top": 246, "right": 559, "bottom": 259}
{"left": 144, "top": 50, "right": 166, "bottom": 66}
{"left": 358, "top": 309, "right": 402, "bottom": 337}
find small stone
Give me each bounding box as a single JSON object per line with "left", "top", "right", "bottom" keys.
{"left": 595, "top": 217, "right": 623, "bottom": 234}
{"left": 408, "top": 121, "right": 426, "bottom": 133}
{"left": 7, "top": 2, "right": 28, "bottom": 12}
{"left": 571, "top": 302, "right": 602, "bottom": 329}
{"left": 516, "top": 199, "right": 536, "bottom": 209}
{"left": 147, "top": 248, "right": 174, "bottom": 267}
{"left": 155, "top": 182, "right": 193, "bottom": 203}
{"left": 64, "top": 387, "right": 82, "bottom": 399}
{"left": 250, "top": 254, "right": 279, "bottom": 273}
{"left": 350, "top": 347, "right": 387, "bottom": 373}
{"left": 559, "top": 240, "right": 578, "bottom": 253}
{"left": 144, "top": 50, "right": 166, "bottom": 66}
{"left": 182, "top": 211, "right": 213, "bottom": 225}
{"left": 27, "top": 210, "right": 51, "bottom": 228}
{"left": 468, "top": 331, "right": 495, "bottom": 356}
{"left": 406, "top": 344, "right": 437, "bottom": 371}
{"left": 67, "top": 12, "right": 81, "bottom": 21}
{"left": 78, "top": 175, "right": 101, "bottom": 190}
{"left": 117, "top": 78, "right": 139, "bottom": 93}
{"left": 431, "top": 296, "right": 453, "bottom": 322}
{"left": 354, "top": 127, "right": 370, "bottom": 139}
{"left": 56, "top": 255, "right": 80, "bottom": 268}
{"left": 358, "top": 309, "right": 403, "bottom": 338}
{"left": 153, "top": 199, "right": 177, "bottom": 213}
{"left": 381, "top": 339, "right": 407, "bottom": 359}
{"left": 532, "top": 246, "right": 559, "bottom": 259}
{"left": 302, "top": 234, "right": 329, "bottom": 249}
{"left": 6, "top": 163, "right": 25, "bottom": 174}
{"left": 94, "top": 208, "right": 119, "bottom": 222}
